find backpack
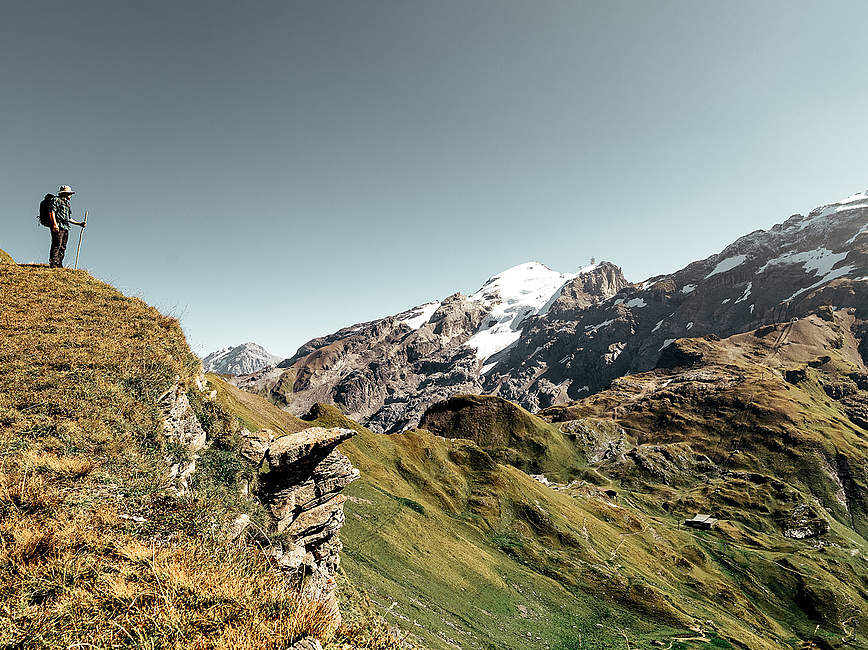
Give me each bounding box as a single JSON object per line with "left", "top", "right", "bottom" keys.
{"left": 38, "top": 194, "right": 56, "bottom": 227}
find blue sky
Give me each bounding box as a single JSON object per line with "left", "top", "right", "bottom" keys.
{"left": 3, "top": 1, "right": 867, "bottom": 357}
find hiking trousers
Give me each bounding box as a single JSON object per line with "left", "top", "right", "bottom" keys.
{"left": 49, "top": 229, "right": 69, "bottom": 268}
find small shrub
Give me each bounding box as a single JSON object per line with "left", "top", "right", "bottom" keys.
{"left": 396, "top": 497, "right": 425, "bottom": 515}
{"left": 490, "top": 532, "right": 525, "bottom": 550}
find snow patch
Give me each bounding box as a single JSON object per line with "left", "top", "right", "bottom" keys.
{"left": 758, "top": 247, "right": 855, "bottom": 302}
{"left": 734, "top": 282, "right": 752, "bottom": 304}
{"left": 625, "top": 297, "right": 646, "bottom": 308}
{"left": 651, "top": 319, "right": 663, "bottom": 332}
{"left": 681, "top": 284, "right": 696, "bottom": 294}
{"left": 798, "top": 190, "right": 868, "bottom": 229}
{"left": 465, "top": 261, "right": 580, "bottom": 361}
{"left": 784, "top": 265, "right": 856, "bottom": 302}
{"left": 585, "top": 319, "right": 615, "bottom": 335}
{"left": 705, "top": 255, "right": 747, "bottom": 279}
{"left": 846, "top": 223, "right": 868, "bottom": 245}
{"left": 400, "top": 301, "right": 441, "bottom": 330}
{"left": 686, "top": 322, "right": 694, "bottom": 330}
{"left": 749, "top": 304, "right": 755, "bottom": 314}
{"left": 721, "top": 298, "right": 731, "bottom": 304}
{"left": 659, "top": 338, "right": 677, "bottom": 352}
{"left": 758, "top": 247, "right": 849, "bottom": 277}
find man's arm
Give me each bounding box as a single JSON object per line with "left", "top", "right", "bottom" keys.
{"left": 48, "top": 210, "right": 59, "bottom": 233}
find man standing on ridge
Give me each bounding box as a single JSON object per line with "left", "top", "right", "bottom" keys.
{"left": 47, "top": 185, "right": 86, "bottom": 268}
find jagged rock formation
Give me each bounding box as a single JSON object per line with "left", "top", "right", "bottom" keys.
{"left": 158, "top": 372, "right": 359, "bottom": 624}
{"left": 203, "top": 342, "right": 281, "bottom": 375}
{"left": 239, "top": 190, "right": 867, "bottom": 432}
{"left": 237, "top": 425, "right": 359, "bottom": 620}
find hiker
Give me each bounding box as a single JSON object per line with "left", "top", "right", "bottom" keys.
{"left": 45, "top": 186, "right": 86, "bottom": 268}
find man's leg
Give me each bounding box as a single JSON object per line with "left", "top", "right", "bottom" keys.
{"left": 57, "top": 230, "right": 69, "bottom": 267}
{"left": 49, "top": 230, "right": 62, "bottom": 267}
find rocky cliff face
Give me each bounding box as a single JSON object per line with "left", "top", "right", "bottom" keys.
{"left": 539, "top": 307, "right": 868, "bottom": 539}
{"left": 239, "top": 189, "right": 867, "bottom": 433}
{"left": 203, "top": 342, "right": 281, "bottom": 375}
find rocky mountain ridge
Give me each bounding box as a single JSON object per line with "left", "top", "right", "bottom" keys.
{"left": 238, "top": 189, "right": 867, "bottom": 432}
{"left": 203, "top": 341, "right": 281, "bottom": 375}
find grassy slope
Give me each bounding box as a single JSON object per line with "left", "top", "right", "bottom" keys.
{"left": 0, "top": 265, "right": 392, "bottom": 649}
{"left": 211, "top": 386, "right": 783, "bottom": 649}
{"left": 418, "top": 393, "right": 586, "bottom": 481}
{"left": 320, "top": 316, "right": 868, "bottom": 649}
{"left": 541, "top": 315, "right": 868, "bottom": 648}
{"left": 205, "top": 372, "right": 309, "bottom": 436}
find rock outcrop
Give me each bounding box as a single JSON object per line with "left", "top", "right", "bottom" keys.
{"left": 160, "top": 375, "right": 359, "bottom": 625}
{"left": 241, "top": 426, "right": 359, "bottom": 621}
{"left": 158, "top": 376, "right": 207, "bottom": 493}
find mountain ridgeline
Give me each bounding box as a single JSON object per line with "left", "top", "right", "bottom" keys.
{"left": 238, "top": 190, "right": 868, "bottom": 433}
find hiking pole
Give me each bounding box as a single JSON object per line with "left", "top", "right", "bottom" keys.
{"left": 74, "top": 210, "right": 88, "bottom": 270}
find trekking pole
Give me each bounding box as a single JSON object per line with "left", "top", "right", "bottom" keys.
{"left": 74, "top": 210, "right": 88, "bottom": 270}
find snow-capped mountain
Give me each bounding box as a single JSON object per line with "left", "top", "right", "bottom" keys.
{"left": 238, "top": 188, "right": 867, "bottom": 432}
{"left": 465, "top": 262, "right": 588, "bottom": 363}
{"left": 236, "top": 262, "right": 626, "bottom": 431}
{"left": 202, "top": 342, "right": 281, "bottom": 376}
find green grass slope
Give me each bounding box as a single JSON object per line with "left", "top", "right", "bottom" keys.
{"left": 216, "top": 373, "right": 866, "bottom": 648}
{"left": 228, "top": 403, "right": 785, "bottom": 649}
{"left": 309, "top": 311, "right": 868, "bottom": 649}
{"left": 418, "top": 393, "right": 586, "bottom": 481}
{"left": 541, "top": 311, "right": 868, "bottom": 648}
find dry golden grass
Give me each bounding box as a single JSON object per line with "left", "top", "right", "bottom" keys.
{"left": 0, "top": 503, "right": 339, "bottom": 648}
{"left": 0, "top": 265, "right": 409, "bottom": 649}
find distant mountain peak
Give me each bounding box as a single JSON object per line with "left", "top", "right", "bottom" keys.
{"left": 202, "top": 342, "right": 281, "bottom": 376}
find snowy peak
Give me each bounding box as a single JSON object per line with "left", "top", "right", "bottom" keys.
{"left": 202, "top": 342, "right": 282, "bottom": 376}
{"left": 465, "top": 261, "right": 614, "bottom": 362}
{"left": 469, "top": 261, "right": 579, "bottom": 304}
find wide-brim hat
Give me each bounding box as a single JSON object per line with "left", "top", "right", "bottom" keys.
{"left": 58, "top": 185, "right": 75, "bottom": 195}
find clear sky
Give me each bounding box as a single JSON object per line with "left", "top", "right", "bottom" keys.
{"left": 3, "top": 1, "right": 867, "bottom": 358}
